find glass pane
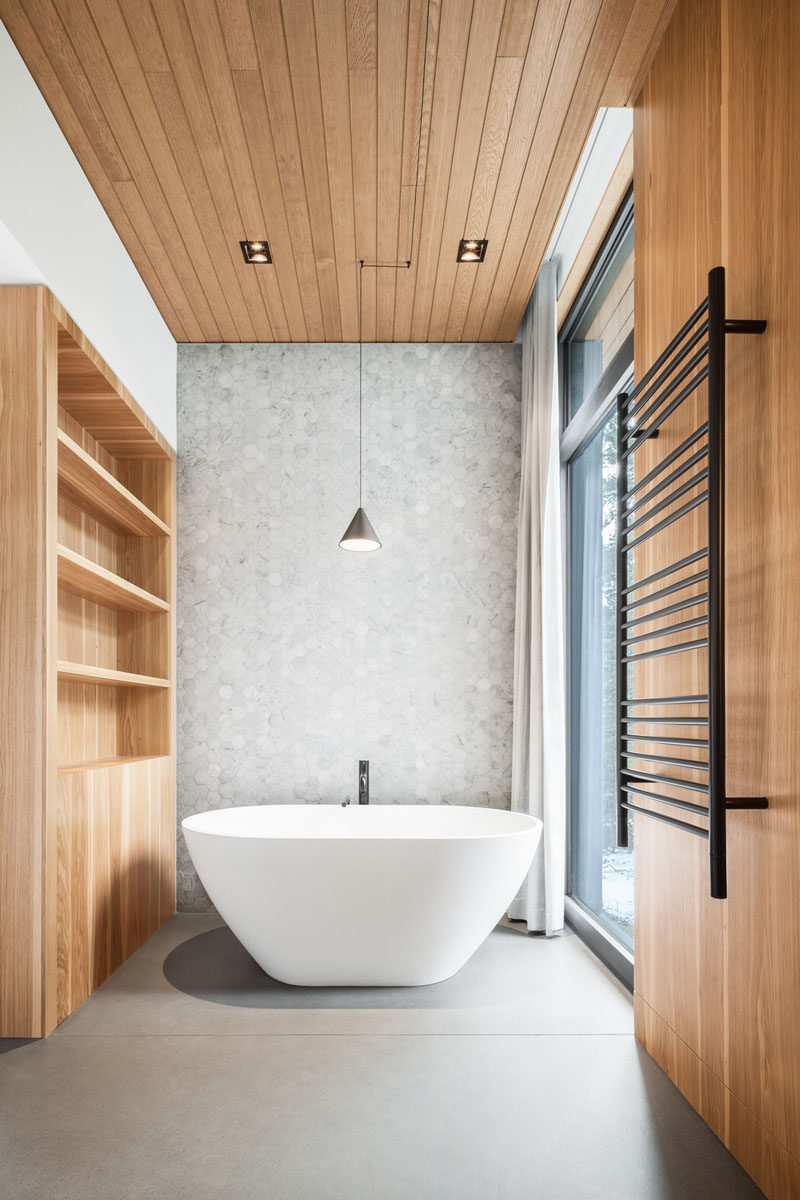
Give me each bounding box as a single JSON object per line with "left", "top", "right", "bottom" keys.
{"left": 568, "top": 411, "right": 633, "bottom": 947}
{"left": 566, "top": 221, "right": 634, "bottom": 419}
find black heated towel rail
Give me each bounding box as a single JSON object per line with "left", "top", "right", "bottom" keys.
{"left": 616, "top": 266, "right": 767, "bottom": 898}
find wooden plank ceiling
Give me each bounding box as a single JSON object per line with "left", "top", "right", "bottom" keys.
{"left": 0, "top": 0, "right": 675, "bottom": 342}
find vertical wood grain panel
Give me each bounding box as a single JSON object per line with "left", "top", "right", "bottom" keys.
{"left": 0, "top": 289, "right": 51, "bottom": 1037}
{"left": 634, "top": 1, "right": 800, "bottom": 1193}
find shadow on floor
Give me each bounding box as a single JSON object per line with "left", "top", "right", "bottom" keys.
{"left": 162, "top": 923, "right": 529, "bottom": 1010}
{"left": 0, "top": 1039, "right": 36, "bottom": 1055}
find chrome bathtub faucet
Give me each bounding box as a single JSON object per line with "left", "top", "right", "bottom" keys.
{"left": 342, "top": 760, "right": 369, "bottom": 806}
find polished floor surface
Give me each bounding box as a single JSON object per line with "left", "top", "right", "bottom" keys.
{"left": 0, "top": 915, "right": 764, "bottom": 1199}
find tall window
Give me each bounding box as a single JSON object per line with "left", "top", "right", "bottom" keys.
{"left": 561, "top": 189, "right": 634, "bottom": 959}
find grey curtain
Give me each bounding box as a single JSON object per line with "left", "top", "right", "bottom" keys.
{"left": 508, "top": 261, "right": 567, "bottom": 935}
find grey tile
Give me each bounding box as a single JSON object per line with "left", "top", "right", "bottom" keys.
{"left": 53, "top": 917, "right": 633, "bottom": 1038}
{"left": 0, "top": 1032, "right": 763, "bottom": 1200}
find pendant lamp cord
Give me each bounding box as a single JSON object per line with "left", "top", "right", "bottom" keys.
{"left": 358, "top": 260, "right": 363, "bottom": 508}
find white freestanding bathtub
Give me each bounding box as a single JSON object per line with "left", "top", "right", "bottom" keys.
{"left": 182, "top": 804, "right": 542, "bottom": 986}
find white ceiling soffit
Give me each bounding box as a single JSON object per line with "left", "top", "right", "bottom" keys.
{"left": 0, "top": 215, "right": 45, "bottom": 284}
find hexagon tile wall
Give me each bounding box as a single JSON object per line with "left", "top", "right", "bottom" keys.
{"left": 177, "top": 342, "right": 522, "bottom": 910}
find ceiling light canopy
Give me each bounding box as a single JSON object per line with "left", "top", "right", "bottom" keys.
{"left": 457, "top": 238, "right": 488, "bottom": 263}
{"left": 240, "top": 239, "right": 272, "bottom": 264}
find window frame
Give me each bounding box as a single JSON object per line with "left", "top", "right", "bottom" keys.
{"left": 559, "top": 187, "right": 635, "bottom": 991}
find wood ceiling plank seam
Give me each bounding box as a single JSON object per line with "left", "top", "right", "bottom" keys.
{"left": 249, "top": 0, "right": 327, "bottom": 341}
{"left": 346, "top": 0, "right": 377, "bottom": 69}
{"left": 46, "top": 0, "right": 222, "bottom": 339}
{"left": 458, "top": 0, "right": 580, "bottom": 341}
{"left": 229, "top": 69, "right": 310, "bottom": 341}
{"left": 121, "top": 0, "right": 171, "bottom": 71}
{"left": 444, "top": 52, "right": 525, "bottom": 340}
{"left": 144, "top": 67, "right": 259, "bottom": 342}
{"left": 3, "top": 0, "right": 131, "bottom": 183}
{"left": 390, "top": 0, "right": 427, "bottom": 338}
{"left": 182, "top": 0, "right": 288, "bottom": 341}
{"left": 152, "top": 0, "right": 276, "bottom": 342}
{"left": 490, "top": 0, "right": 637, "bottom": 340}
{"left": 113, "top": 178, "right": 206, "bottom": 341}
{"left": 603, "top": 0, "right": 678, "bottom": 106}
{"left": 392, "top": 0, "right": 441, "bottom": 342}
{"left": 376, "top": 0, "right": 411, "bottom": 342}
{"left": 349, "top": 64, "right": 378, "bottom": 341}
{"left": 482, "top": 0, "right": 607, "bottom": 341}
{"left": 94, "top": 0, "right": 242, "bottom": 341}
{"left": 312, "top": 0, "right": 360, "bottom": 342}
{"left": 424, "top": 0, "right": 508, "bottom": 343}
{"left": 409, "top": 0, "right": 476, "bottom": 342}
{"left": 146, "top": 1, "right": 280, "bottom": 341}
{"left": 497, "top": 0, "right": 539, "bottom": 57}
{"left": 280, "top": 0, "right": 343, "bottom": 341}
{"left": 215, "top": 0, "right": 260, "bottom": 70}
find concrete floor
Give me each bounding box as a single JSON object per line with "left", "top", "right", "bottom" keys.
{"left": 0, "top": 916, "right": 764, "bottom": 1199}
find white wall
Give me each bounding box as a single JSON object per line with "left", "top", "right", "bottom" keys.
{"left": 0, "top": 22, "right": 176, "bottom": 447}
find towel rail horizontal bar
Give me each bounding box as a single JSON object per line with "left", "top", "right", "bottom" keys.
{"left": 622, "top": 732, "right": 709, "bottom": 747}
{"left": 623, "top": 637, "right": 708, "bottom": 663}
{"left": 621, "top": 766, "right": 709, "bottom": 794}
{"left": 621, "top": 549, "right": 708, "bottom": 596}
{"left": 621, "top": 800, "right": 709, "bottom": 838}
{"left": 622, "top": 493, "right": 708, "bottom": 551}
{"left": 622, "top": 470, "right": 709, "bottom": 535}
{"left": 622, "top": 573, "right": 709, "bottom": 613}
{"left": 620, "top": 298, "right": 708, "bottom": 408}
{"left": 624, "top": 425, "right": 709, "bottom": 503}
{"left": 622, "top": 615, "right": 708, "bottom": 648}
{"left": 625, "top": 336, "right": 709, "bottom": 431}
{"left": 621, "top": 694, "right": 708, "bottom": 705}
{"left": 621, "top": 367, "right": 709, "bottom": 461}
{"left": 621, "top": 782, "right": 710, "bottom": 815}
{"left": 623, "top": 593, "right": 708, "bottom": 630}
{"left": 622, "top": 749, "right": 709, "bottom": 772}
{"left": 622, "top": 715, "right": 709, "bottom": 726}
{"left": 624, "top": 446, "right": 708, "bottom": 517}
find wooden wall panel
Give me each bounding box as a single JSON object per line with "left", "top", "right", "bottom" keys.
{"left": 633, "top": 1, "right": 800, "bottom": 1193}
{"left": 0, "top": 288, "right": 57, "bottom": 1038}
{"left": 56, "top": 758, "right": 173, "bottom": 1023}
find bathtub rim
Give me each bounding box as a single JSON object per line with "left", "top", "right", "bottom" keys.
{"left": 181, "top": 803, "right": 542, "bottom": 843}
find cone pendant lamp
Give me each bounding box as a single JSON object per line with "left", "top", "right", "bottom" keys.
{"left": 340, "top": 262, "right": 381, "bottom": 552}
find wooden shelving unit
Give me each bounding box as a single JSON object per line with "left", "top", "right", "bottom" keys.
{"left": 0, "top": 287, "right": 176, "bottom": 1038}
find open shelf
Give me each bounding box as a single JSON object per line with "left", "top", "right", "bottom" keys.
{"left": 57, "top": 661, "right": 171, "bottom": 689}
{"left": 57, "top": 429, "right": 170, "bottom": 537}
{"left": 57, "top": 755, "right": 169, "bottom": 777}
{"left": 57, "top": 545, "right": 169, "bottom": 613}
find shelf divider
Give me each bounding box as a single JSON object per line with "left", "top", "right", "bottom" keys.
{"left": 57, "top": 429, "right": 170, "bottom": 537}
{"left": 57, "top": 545, "right": 169, "bottom": 613}
{"left": 57, "top": 661, "right": 171, "bottom": 689}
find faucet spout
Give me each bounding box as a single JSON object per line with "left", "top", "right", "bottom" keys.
{"left": 359, "top": 759, "right": 369, "bottom": 805}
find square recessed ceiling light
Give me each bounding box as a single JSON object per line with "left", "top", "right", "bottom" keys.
{"left": 457, "top": 238, "right": 488, "bottom": 263}
{"left": 240, "top": 239, "right": 272, "bottom": 264}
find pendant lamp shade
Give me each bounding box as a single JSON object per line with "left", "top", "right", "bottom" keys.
{"left": 339, "top": 506, "right": 381, "bottom": 552}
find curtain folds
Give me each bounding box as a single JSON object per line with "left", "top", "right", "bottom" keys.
{"left": 508, "top": 261, "right": 567, "bottom": 936}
